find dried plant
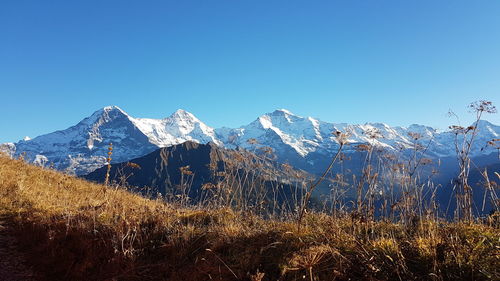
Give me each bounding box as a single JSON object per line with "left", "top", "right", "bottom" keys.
{"left": 104, "top": 142, "right": 113, "bottom": 186}
{"left": 449, "top": 100, "right": 497, "bottom": 222}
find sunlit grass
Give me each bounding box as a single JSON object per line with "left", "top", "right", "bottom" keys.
{"left": 0, "top": 154, "right": 498, "bottom": 280}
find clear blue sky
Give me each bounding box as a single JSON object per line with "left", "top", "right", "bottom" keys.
{"left": 1, "top": 0, "right": 499, "bottom": 143}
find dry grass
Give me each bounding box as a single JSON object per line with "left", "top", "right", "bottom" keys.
{"left": 0, "top": 154, "right": 499, "bottom": 280}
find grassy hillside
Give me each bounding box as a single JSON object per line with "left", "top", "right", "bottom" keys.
{"left": 0, "top": 154, "right": 499, "bottom": 280}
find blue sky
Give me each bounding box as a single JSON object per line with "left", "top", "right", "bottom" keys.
{"left": 1, "top": 0, "right": 499, "bottom": 143}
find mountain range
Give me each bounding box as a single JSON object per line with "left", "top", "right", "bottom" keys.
{"left": 1, "top": 106, "right": 499, "bottom": 176}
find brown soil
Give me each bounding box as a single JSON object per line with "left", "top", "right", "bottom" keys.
{"left": 0, "top": 217, "right": 38, "bottom": 281}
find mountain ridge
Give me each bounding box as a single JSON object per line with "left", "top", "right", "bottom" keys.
{"left": 3, "top": 105, "right": 499, "bottom": 175}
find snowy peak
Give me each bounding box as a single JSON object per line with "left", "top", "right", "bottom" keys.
{"left": 132, "top": 109, "right": 220, "bottom": 147}
{"left": 164, "top": 109, "right": 207, "bottom": 135}
{"left": 102, "top": 105, "right": 127, "bottom": 114}
{"left": 406, "top": 124, "right": 436, "bottom": 137}
{"left": 262, "top": 109, "right": 302, "bottom": 124}
{"left": 82, "top": 105, "right": 130, "bottom": 125}
{"left": 268, "top": 109, "right": 298, "bottom": 118}
{"left": 10, "top": 105, "right": 157, "bottom": 174}
{"left": 473, "top": 120, "right": 499, "bottom": 135}
{"left": 168, "top": 109, "right": 198, "bottom": 121}
{"left": 273, "top": 108, "right": 294, "bottom": 115}
{"left": 256, "top": 109, "right": 308, "bottom": 128}
{"left": 222, "top": 109, "right": 327, "bottom": 156}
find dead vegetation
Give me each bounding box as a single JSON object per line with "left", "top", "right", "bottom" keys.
{"left": 0, "top": 154, "right": 498, "bottom": 280}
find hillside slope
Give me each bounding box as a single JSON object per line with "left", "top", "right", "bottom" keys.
{"left": 0, "top": 155, "right": 498, "bottom": 280}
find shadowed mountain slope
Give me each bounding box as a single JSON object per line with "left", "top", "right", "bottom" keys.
{"left": 85, "top": 141, "right": 312, "bottom": 212}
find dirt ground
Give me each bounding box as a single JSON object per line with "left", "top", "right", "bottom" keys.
{"left": 0, "top": 217, "right": 37, "bottom": 281}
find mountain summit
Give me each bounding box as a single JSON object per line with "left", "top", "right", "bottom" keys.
{"left": 132, "top": 108, "right": 220, "bottom": 147}
{"left": 11, "top": 106, "right": 157, "bottom": 174}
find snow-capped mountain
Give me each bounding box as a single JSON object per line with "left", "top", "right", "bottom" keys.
{"left": 3, "top": 106, "right": 499, "bottom": 175}
{"left": 217, "top": 109, "right": 499, "bottom": 157}
{"left": 8, "top": 106, "right": 155, "bottom": 174}
{"left": 131, "top": 109, "right": 221, "bottom": 147}
{"left": 5, "top": 106, "right": 220, "bottom": 174}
